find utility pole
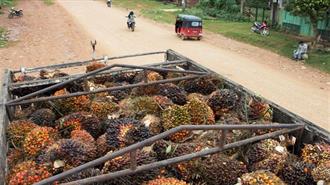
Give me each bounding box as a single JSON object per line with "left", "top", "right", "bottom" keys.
{"left": 240, "top": 0, "right": 245, "bottom": 14}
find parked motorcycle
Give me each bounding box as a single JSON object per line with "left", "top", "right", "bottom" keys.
{"left": 8, "top": 8, "right": 23, "bottom": 19}
{"left": 107, "top": 0, "right": 112, "bottom": 7}
{"left": 250, "top": 21, "right": 269, "bottom": 36}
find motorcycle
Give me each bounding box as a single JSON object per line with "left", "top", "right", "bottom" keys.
{"left": 107, "top": 0, "right": 112, "bottom": 7}
{"left": 126, "top": 16, "right": 136, "bottom": 32}
{"left": 8, "top": 8, "right": 23, "bottom": 19}
{"left": 250, "top": 22, "right": 269, "bottom": 36}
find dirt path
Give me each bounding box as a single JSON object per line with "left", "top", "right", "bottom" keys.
{"left": 57, "top": 0, "right": 329, "bottom": 130}
{"left": 0, "top": 0, "right": 101, "bottom": 73}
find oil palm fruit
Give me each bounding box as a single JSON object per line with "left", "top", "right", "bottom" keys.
{"left": 240, "top": 170, "right": 286, "bottom": 185}
{"left": 102, "top": 150, "right": 158, "bottom": 185}
{"left": 207, "top": 89, "right": 239, "bottom": 117}
{"left": 312, "top": 160, "right": 330, "bottom": 182}
{"left": 178, "top": 76, "right": 217, "bottom": 95}
{"left": 90, "top": 97, "right": 119, "bottom": 120}
{"left": 7, "top": 148, "right": 24, "bottom": 169}
{"left": 23, "top": 126, "right": 57, "bottom": 157}
{"left": 247, "top": 97, "right": 273, "bottom": 121}
{"left": 152, "top": 95, "right": 173, "bottom": 110}
{"left": 119, "top": 96, "right": 160, "bottom": 119}
{"left": 251, "top": 153, "right": 287, "bottom": 174}
{"left": 161, "top": 105, "right": 191, "bottom": 142}
{"left": 53, "top": 88, "right": 90, "bottom": 113}
{"left": 279, "top": 160, "right": 316, "bottom": 185}
{"left": 86, "top": 62, "right": 106, "bottom": 72}
{"left": 146, "top": 177, "right": 189, "bottom": 185}
{"left": 105, "top": 82, "right": 130, "bottom": 102}
{"left": 159, "top": 83, "right": 187, "bottom": 105}
{"left": 244, "top": 139, "right": 287, "bottom": 164}
{"left": 96, "top": 134, "right": 112, "bottom": 157}
{"left": 105, "top": 118, "right": 149, "bottom": 149}
{"left": 7, "top": 119, "right": 38, "bottom": 147}
{"left": 7, "top": 160, "right": 38, "bottom": 183}
{"left": 301, "top": 143, "right": 330, "bottom": 165}
{"left": 142, "top": 114, "right": 162, "bottom": 136}
{"left": 28, "top": 108, "right": 56, "bottom": 127}
{"left": 60, "top": 168, "right": 103, "bottom": 185}
{"left": 185, "top": 98, "right": 215, "bottom": 125}
{"left": 187, "top": 93, "right": 206, "bottom": 102}
{"left": 112, "top": 71, "right": 136, "bottom": 83}
{"left": 8, "top": 165, "right": 51, "bottom": 185}
{"left": 71, "top": 129, "right": 97, "bottom": 159}
{"left": 190, "top": 153, "right": 247, "bottom": 185}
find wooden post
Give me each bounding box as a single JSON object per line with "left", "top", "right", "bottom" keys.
{"left": 90, "top": 40, "right": 97, "bottom": 60}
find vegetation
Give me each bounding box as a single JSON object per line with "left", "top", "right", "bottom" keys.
{"left": 286, "top": 0, "right": 330, "bottom": 43}
{"left": 0, "top": 27, "right": 8, "bottom": 48}
{"left": 0, "top": 0, "right": 13, "bottom": 8}
{"left": 43, "top": 0, "right": 53, "bottom": 5}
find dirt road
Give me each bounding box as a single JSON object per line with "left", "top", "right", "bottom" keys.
{"left": 56, "top": 0, "right": 329, "bottom": 130}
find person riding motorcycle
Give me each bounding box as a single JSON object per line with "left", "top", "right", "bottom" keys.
{"left": 127, "top": 11, "right": 136, "bottom": 28}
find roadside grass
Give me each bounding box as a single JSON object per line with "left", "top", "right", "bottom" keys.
{"left": 43, "top": 0, "right": 53, "bottom": 5}
{"left": 113, "top": 0, "right": 329, "bottom": 73}
{"left": 0, "top": 27, "right": 8, "bottom": 48}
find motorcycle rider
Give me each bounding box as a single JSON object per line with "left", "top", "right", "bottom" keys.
{"left": 127, "top": 11, "right": 135, "bottom": 28}
{"left": 259, "top": 20, "right": 267, "bottom": 30}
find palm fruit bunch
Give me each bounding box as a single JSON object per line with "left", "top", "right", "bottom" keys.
{"left": 105, "top": 118, "right": 149, "bottom": 149}
{"left": 250, "top": 153, "right": 287, "bottom": 174}
{"left": 184, "top": 98, "right": 215, "bottom": 125}
{"left": 7, "top": 119, "right": 38, "bottom": 147}
{"left": 246, "top": 97, "right": 273, "bottom": 121}
{"left": 152, "top": 140, "right": 205, "bottom": 161}
{"left": 124, "top": 124, "right": 150, "bottom": 145}
{"left": 60, "top": 168, "right": 103, "bottom": 185}
{"left": 152, "top": 95, "right": 173, "bottom": 110}
{"left": 161, "top": 105, "right": 191, "bottom": 142}
{"left": 178, "top": 76, "right": 217, "bottom": 95}
{"left": 119, "top": 96, "right": 160, "bottom": 119}
{"left": 142, "top": 114, "right": 162, "bottom": 136}
{"left": 96, "top": 134, "right": 112, "bottom": 157}
{"left": 301, "top": 143, "right": 330, "bottom": 165}
{"left": 158, "top": 83, "right": 187, "bottom": 105}
{"left": 164, "top": 71, "right": 185, "bottom": 79}
{"left": 7, "top": 148, "right": 24, "bottom": 169}
{"left": 8, "top": 164, "right": 51, "bottom": 185}
{"left": 56, "top": 114, "right": 82, "bottom": 138}
{"left": 190, "top": 153, "right": 247, "bottom": 185}
{"left": 147, "top": 71, "right": 163, "bottom": 81}
{"left": 86, "top": 62, "right": 107, "bottom": 72}
{"left": 240, "top": 170, "right": 286, "bottom": 185}
{"left": 7, "top": 160, "right": 38, "bottom": 183}
{"left": 71, "top": 130, "right": 97, "bottom": 159}
{"left": 187, "top": 93, "right": 206, "bottom": 102}
{"left": 279, "top": 160, "right": 316, "bottom": 185}
{"left": 218, "top": 112, "right": 241, "bottom": 124}
{"left": 244, "top": 139, "right": 287, "bottom": 165}
{"left": 90, "top": 97, "right": 119, "bottom": 120}
{"left": 146, "top": 177, "right": 189, "bottom": 185}
{"left": 39, "top": 69, "right": 68, "bottom": 79}
{"left": 23, "top": 126, "right": 57, "bottom": 157}
{"left": 102, "top": 150, "right": 158, "bottom": 185}
{"left": 207, "top": 89, "right": 239, "bottom": 117}
{"left": 53, "top": 88, "right": 91, "bottom": 113}
{"left": 14, "top": 74, "right": 36, "bottom": 82}
{"left": 65, "top": 80, "right": 85, "bottom": 93}
{"left": 56, "top": 112, "right": 103, "bottom": 139}
{"left": 105, "top": 82, "right": 130, "bottom": 102}
{"left": 312, "top": 160, "right": 330, "bottom": 182}
{"left": 28, "top": 108, "right": 56, "bottom": 127}
{"left": 112, "top": 71, "right": 137, "bottom": 83}
{"left": 47, "top": 139, "right": 92, "bottom": 168}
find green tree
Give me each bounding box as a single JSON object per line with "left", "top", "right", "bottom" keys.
{"left": 0, "top": 0, "right": 13, "bottom": 9}
{"left": 286, "top": 0, "right": 330, "bottom": 43}
{"left": 245, "top": 0, "right": 268, "bottom": 8}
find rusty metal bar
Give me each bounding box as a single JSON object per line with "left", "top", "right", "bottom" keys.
{"left": 218, "top": 130, "right": 227, "bottom": 148}
{"left": 34, "top": 123, "right": 304, "bottom": 185}
{"left": 11, "top": 51, "right": 165, "bottom": 74}
{"left": 10, "top": 60, "right": 188, "bottom": 89}
{"left": 8, "top": 64, "right": 208, "bottom": 104}
{"left": 130, "top": 150, "right": 137, "bottom": 170}
{"left": 6, "top": 74, "right": 206, "bottom": 106}
{"left": 60, "top": 126, "right": 303, "bottom": 185}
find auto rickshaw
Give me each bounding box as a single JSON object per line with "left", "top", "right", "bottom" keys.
{"left": 175, "top": 14, "right": 202, "bottom": 40}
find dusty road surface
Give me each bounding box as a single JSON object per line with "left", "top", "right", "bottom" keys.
{"left": 0, "top": 0, "right": 98, "bottom": 73}
{"left": 57, "top": 0, "right": 329, "bottom": 130}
